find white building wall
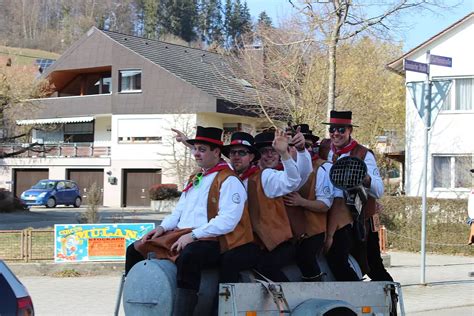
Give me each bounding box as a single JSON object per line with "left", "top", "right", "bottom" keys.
{"left": 405, "top": 18, "right": 474, "bottom": 198}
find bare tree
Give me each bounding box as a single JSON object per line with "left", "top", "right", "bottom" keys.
{"left": 289, "top": 0, "right": 456, "bottom": 121}
{"left": 0, "top": 63, "right": 53, "bottom": 157}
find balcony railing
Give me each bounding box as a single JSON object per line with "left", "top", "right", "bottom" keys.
{"left": 0, "top": 143, "right": 111, "bottom": 158}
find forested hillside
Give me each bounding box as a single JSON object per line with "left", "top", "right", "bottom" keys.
{"left": 0, "top": 0, "right": 263, "bottom": 53}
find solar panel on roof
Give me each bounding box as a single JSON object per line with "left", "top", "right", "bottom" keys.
{"left": 35, "top": 58, "right": 55, "bottom": 73}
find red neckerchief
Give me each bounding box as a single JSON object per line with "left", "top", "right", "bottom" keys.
{"left": 274, "top": 162, "right": 284, "bottom": 171}
{"left": 311, "top": 154, "right": 320, "bottom": 161}
{"left": 331, "top": 139, "right": 358, "bottom": 162}
{"left": 240, "top": 165, "right": 259, "bottom": 181}
{"left": 182, "top": 160, "right": 229, "bottom": 192}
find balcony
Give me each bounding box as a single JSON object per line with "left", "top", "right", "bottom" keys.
{"left": 0, "top": 143, "right": 111, "bottom": 158}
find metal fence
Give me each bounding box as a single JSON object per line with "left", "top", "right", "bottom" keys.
{"left": 0, "top": 229, "right": 54, "bottom": 262}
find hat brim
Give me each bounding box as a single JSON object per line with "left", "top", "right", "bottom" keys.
{"left": 186, "top": 139, "right": 223, "bottom": 147}
{"left": 254, "top": 141, "right": 274, "bottom": 149}
{"left": 304, "top": 135, "right": 320, "bottom": 143}
{"left": 222, "top": 144, "right": 261, "bottom": 161}
{"left": 321, "top": 122, "right": 359, "bottom": 127}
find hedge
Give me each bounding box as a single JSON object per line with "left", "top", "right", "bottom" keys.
{"left": 380, "top": 196, "right": 473, "bottom": 256}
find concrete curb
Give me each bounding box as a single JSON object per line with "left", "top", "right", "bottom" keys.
{"left": 8, "top": 261, "right": 125, "bottom": 277}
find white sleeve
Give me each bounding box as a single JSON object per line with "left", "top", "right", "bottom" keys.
{"left": 192, "top": 176, "right": 247, "bottom": 238}
{"left": 296, "top": 149, "right": 313, "bottom": 190}
{"left": 160, "top": 192, "right": 186, "bottom": 231}
{"left": 315, "top": 162, "right": 334, "bottom": 208}
{"left": 365, "top": 151, "right": 384, "bottom": 199}
{"left": 262, "top": 158, "right": 301, "bottom": 198}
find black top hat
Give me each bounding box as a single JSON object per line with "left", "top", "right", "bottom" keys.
{"left": 292, "top": 124, "right": 320, "bottom": 143}
{"left": 222, "top": 132, "right": 261, "bottom": 161}
{"left": 186, "top": 126, "right": 224, "bottom": 147}
{"left": 322, "top": 110, "right": 358, "bottom": 127}
{"left": 254, "top": 132, "right": 275, "bottom": 149}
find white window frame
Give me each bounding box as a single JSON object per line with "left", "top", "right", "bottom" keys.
{"left": 432, "top": 154, "right": 473, "bottom": 191}
{"left": 439, "top": 76, "right": 473, "bottom": 113}
{"left": 119, "top": 69, "right": 142, "bottom": 93}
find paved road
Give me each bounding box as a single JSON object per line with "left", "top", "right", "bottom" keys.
{"left": 15, "top": 252, "right": 474, "bottom": 316}
{"left": 0, "top": 206, "right": 168, "bottom": 230}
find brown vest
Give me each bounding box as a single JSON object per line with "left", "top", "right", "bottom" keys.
{"left": 350, "top": 144, "right": 377, "bottom": 218}
{"left": 207, "top": 168, "right": 255, "bottom": 252}
{"left": 286, "top": 158, "right": 328, "bottom": 238}
{"left": 247, "top": 169, "right": 293, "bottom": 251}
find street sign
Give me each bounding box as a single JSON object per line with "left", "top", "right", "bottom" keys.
{"left": 430, "top": 54, "right": 452, "bottom": 67}
{"left": 404, "top": 59, "right": 429, "bottom": 74}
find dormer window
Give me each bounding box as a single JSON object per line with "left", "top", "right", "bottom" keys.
{"left": 119, "top": 70, "right": 142, "bottom": 92}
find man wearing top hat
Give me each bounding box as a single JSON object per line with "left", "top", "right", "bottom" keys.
{"left": 244, "top": 128, "right": 312, "bottom": 281}
{"left": 319, "top": 110, "right": 392, "bottom": 284}
{"left": 283, "top": 124, "right": 336, "bottom": 282}
{"left": 124, "top": 126, "right": 252, "bottom": 316}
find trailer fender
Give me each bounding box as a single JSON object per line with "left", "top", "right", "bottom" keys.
{"left": 123, "top": 258, "right": 177, "bottom": 316}
{"left": 291, "top": 298, "right": 357, "bottom": 316}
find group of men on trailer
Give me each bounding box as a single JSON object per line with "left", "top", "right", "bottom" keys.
{"left": 124, "top": 110, "right": 395, "bottom": 316}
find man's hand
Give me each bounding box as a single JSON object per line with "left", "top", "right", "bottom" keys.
{"left": 273, "top": 129, "right": 289, "bottom": 157}
{"left": 283, "top": 192, "right": 305, "bottom": 207}
{"left": 141, "top": 226, "right": 164, "bottom": 243}
{"left": 363, "top": 175, "right": 372, "bottom": 188}
{"left": 171, "top": 128, "right": 188, "bottom": 143}
{"left": 291, "top": 126, "right": 305, "bottom": 151}
{"left": 323, "top": 234, "right": 334, "bottom": 254}
{"left": 171, "top": 128, "right": 194, "bottom": 150}
{"left": 170, "top": 233, "right": 194, "bottom": 253}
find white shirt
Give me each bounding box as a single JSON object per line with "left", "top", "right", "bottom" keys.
{"left": 296, "top": 149, "right": 313, "bottom": 190}
{"left": 160, "top": 172, "right": 247, "bottom": 239}
{"left": 261, "top": 157, "right": 301, "bottom": 198}
{"left": 328, "top": 149, "right": 384, "bottom": 199}
{"left": 315, "top": 162, "right": 335, "bottom": 208}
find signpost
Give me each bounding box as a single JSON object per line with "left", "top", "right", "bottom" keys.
{"left": 404, "top": 51, "right": 452, "bottom": 285}
{"left": 430, "top": 54, "right": 453, "bottom": 67}
{"left": 404, "top": 59, "right": 429, "bottom": 74}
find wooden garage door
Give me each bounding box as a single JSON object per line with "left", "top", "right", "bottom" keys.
{"left": 13, "top": 169, "right": 49, "bottom": 197}
{"left": 67, "top": 169, "right": 104, "bottom": 205}
{"left": 123, "top": 169, "right": 161, "bottom": 207}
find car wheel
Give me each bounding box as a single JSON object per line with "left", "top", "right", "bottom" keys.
{"left": 73, "top": 197, "right": 81, "bottom": 208}
{"left": 46, "top": 197, "right": 56, "bottom": 208}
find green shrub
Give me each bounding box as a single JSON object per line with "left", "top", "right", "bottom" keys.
{"left": 379, "top": 196, "right": 473, "bottom": 256}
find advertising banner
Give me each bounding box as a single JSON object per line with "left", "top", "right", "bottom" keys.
{"left": 54, "top": 223, "right": 155, "bottom": 263}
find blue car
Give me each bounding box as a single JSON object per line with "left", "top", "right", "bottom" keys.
{"left": 20, "top": 179, "right": 82, "bottom": 208}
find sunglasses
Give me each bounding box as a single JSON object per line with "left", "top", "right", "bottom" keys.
{"left": 328, "top": 126, "right": 347, "bottom": 134}
{"left": 192, "top": 172, "right": 203, "bottom": 188}
{"left": 229, "top": 149, "right": 251, "bottom": 157}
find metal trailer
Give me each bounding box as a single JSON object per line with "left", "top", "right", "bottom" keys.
{"left": 119, "top": 254, "right": 404, "bottom": 316}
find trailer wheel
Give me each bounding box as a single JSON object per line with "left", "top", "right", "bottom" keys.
{"left": 291, "top": 298, "right": 357, "bottom": 316}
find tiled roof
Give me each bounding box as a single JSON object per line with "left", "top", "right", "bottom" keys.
{"left": 102, "top": 29, "right": 265, "bottom": 108}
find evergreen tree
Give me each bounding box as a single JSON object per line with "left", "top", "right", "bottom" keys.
{"left": 257, "top": 11, "right": 272, "bottom": 28}
{"left": 143, "top": 0, "right": 159, "bottom": 39}
{"left": 198, "top": 0, "right": 223, "bottom": 45}
{"left": 223, "top": 0, "right": 233, "bottom": 44}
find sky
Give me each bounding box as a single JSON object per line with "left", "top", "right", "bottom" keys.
{"left": 245, "top": 0, "right": 473, "bottom": 52}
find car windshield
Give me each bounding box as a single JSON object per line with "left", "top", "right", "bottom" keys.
{"left": 31, "top": 181, "right": 56, "bottom": 190}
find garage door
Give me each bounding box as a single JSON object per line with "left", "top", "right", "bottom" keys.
{"left": 67, "top": 169, "right": 104, "bottom": 205}
{"left": 13, "top": 169, "right": 49, "bottom": 197}
{"left": 123, "top": 169, "right": 161, "bottom": 207}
